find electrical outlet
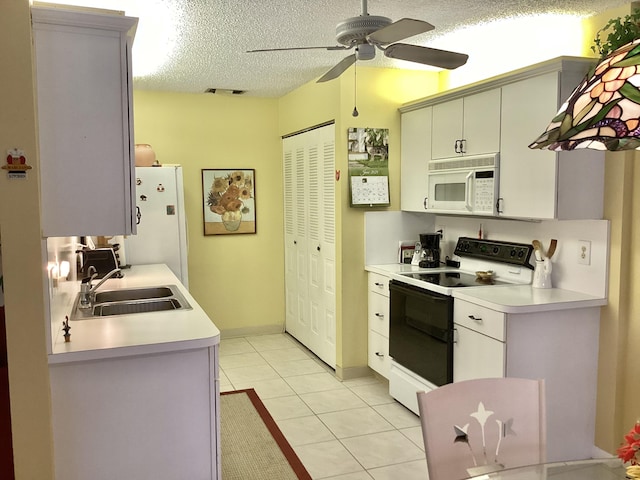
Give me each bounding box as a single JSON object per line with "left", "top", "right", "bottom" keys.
{"left": 577, "top": 240, "right": 591, "bottom": 265}
{"left": 436, "top": 225, "right": 445, "bottom": 239}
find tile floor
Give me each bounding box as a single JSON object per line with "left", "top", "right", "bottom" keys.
{"left": 219, "top": 332, "right": 429, "bottom": 480}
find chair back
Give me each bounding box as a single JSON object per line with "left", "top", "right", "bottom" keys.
{"left": 417, "top": 377, "right": 546, "bottom": 480}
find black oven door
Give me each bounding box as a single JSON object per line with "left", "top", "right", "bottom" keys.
{"left": 388, "top": 279, "right": 454, "bottom": 387}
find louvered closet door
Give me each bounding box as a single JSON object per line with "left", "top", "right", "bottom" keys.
{"left": 282, "top": 124, "right": 336, "bottom": 368}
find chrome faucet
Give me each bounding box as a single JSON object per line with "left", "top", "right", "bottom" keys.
{"left": 78, "top": 266, "right": 121, "bottom": 309}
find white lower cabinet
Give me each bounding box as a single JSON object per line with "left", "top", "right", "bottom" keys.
{"left": 453, "top": 298, "right": 601, "bottom": 462}
{"left": 453, "top": 324, "right": 505, "bottom": 381}
{"left": 367, "top": 272, "right": 391, "bottom": 378}
{"left": 49, "top": 346, "right": 220, "bottom": 480}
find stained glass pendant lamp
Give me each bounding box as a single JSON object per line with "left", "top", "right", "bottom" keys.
{"left": 529, "top": 38, "right": 640, "bottom": 151}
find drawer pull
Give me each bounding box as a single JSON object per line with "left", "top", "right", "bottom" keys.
{"left": 468, "top": 315, "right": 483, "bottom": 321}
{"left": 375, "top": 313, "right": 384, "bottom": 318}
{"left": 374, "top": 282, "right": 384, "bottom": 287}
{"left": 375, "top": 352, "right": 384, "bottom": 357}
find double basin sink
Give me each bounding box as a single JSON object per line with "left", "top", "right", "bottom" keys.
{"left": 71, "top": 285, "right": 192, "bottom": 320}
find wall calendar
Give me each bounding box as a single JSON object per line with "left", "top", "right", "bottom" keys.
{"left": 347, "top": 127, "right": 390, "bottom": 207}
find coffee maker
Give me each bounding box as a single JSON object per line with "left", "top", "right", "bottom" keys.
{"left": 418, "top": 233, "right": 442, "bottom": 268}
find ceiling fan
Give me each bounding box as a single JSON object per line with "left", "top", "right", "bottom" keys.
{"left": 247, "top": 0, "right": 469, "bottom": 83}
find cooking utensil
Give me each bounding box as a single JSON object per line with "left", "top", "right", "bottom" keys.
{"left": 532, "top": 239, "right": 542, "bottom": 261}
{"left": 546, "top": 239, "right": 558, "bottom": 259}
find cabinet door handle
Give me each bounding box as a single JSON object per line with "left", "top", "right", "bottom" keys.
{"left": 454, "top": 139, "right": 460, "bottom": 153}
{"left": 375, "top": 313, "right": 384, "bottom": 318}
{"left": 375, "top": 352, "right": 384, "bottom": 357}
{"left": 293, "top": 240, "right": 297, "bottom": 245}
{"left": 453, "top": 328, "right": 458, "bottom": 344}
{"left": 468, "top": 315, "right": 483, "bottom": 321}
{"left": 135, "top": 206, "right": 141, "bottom": 225}
{"left": 423, "top": 197, "right": 428, "bottom": 210}
{"left": 317, "top": 245, "right": 321, "bottom": 251}
{"left": 496, "top": 198, "right": 504, "bottom": 214}
{"left": 460, "top": 138, "right": 467, "bottom": 154}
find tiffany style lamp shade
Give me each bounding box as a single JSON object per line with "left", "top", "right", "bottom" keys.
{"left": 530, "top": 38, "right": 640, "bottom": 151}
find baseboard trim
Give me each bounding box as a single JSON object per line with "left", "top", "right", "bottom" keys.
{"left": 220, "top": 325, "right": 285, "bottom": 339}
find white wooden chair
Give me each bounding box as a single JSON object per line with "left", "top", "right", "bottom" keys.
{"left": 417, "top": 377, "right": 546, "bottom": 480}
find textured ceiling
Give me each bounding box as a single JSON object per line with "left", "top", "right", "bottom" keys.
{"left": 52, "top": 0, "right": 630, "bottom": 97}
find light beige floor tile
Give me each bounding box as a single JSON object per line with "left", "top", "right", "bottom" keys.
{"left": 341, "top": 430, "right": 425, "bottom": 469}
{"left": 293, "top": 440, "right": 364, "bottom": 479}
{"left": 218, "top": 369, "right": 230, "bottom": 385}
{"left": 232, "top": 377, "right": 296, "bottom": 399}
{"left": 373, "top": 402, "right": 421, "bottom": 429}
{"left": 219, "top": 337, "right": 256, "bottom": 355}
{"left": 323, "top": 471, "right": 373, "bottom": 479}
{"left": 399, "top": 426, "right": 425, "bottom": 451}
{"left": 270, "top": 358, "right": 327, "bottom": 377}
{"left": 341, "top": 376, "right": 385, "bottom": 388}
{"left": 300, "top": 388, "right": 367, "bottom": 414}
{"left": 318, "top": 407, "right": 395, "bottom": 439}
{"left": 219, "top": 351, "right": 268, "bottom": 370}
{"left": 219, "top": 383, "right": 236, "bottom": 393}
{"left": 223, "top": 363, "right": 280, "bottom": 384}
{"left": 259, "top": 347, "right": 311, "bottom": 364}
{"left": 275, "top": 415, "right": 336, "bottom": 446}
{"left": 262, "top": 394, "right": 314, "bottom": 421}
{"left": 285, "top": 372, "right": 346, "bottom": 394}
{"left": 367, "top": 459, "right": 428, "bottom": 480}
{"left": 349, "top": 382, "right": 396, "bottom": 406}
{"left": 244, "top": 333, "right": 297, "bottom": 351}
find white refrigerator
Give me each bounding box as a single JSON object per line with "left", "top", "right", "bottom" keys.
{"left": 124, "top": 165, "right": 189, "bottom": 287}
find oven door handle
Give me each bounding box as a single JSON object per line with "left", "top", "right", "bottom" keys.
{"left": 389, "top": 281, "right": 450, "bottom": 303}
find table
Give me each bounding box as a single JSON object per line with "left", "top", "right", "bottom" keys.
{"left": 467, "top": 458, "right": 627, "bottom": 479}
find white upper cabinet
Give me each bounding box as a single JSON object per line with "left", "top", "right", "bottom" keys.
{"left": 400, "top": 57, "right": 604, "bottom": 220}
{"left": 431, "top": 89, "right": 501, "bottom": 159}
{"left": 32, "top": 6, "right": 137, "bottom": 237}
{"left": 400, "top": 107, "right": 432, "bottom": 211}
{"left": 499, "top": 67, "right": 605, "bottom": 220}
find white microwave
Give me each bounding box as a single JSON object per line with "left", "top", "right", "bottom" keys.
{"left": 426, "top": 153, "right": 499, "bottom": 215}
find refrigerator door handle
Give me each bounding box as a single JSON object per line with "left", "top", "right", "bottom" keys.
{"left": 135, "top": 206, "right": 141, "bottom": 225}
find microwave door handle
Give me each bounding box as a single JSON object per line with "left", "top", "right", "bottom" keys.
{"left": 465, "top": 171, "right": 474, "bottom": 211}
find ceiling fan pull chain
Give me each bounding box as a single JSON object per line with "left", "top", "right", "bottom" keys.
{"left": 352, "top": 59, "right": 359, "bottom": 117}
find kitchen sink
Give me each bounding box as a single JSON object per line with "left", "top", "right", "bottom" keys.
{"left": 94, "top": 286, "right": 174, "bottom": 304}
{"left": 93, "top": 298, "right": 184, "bottom": 316}
{"left": 70, "top": 284, "right": 192, "bottom": 320}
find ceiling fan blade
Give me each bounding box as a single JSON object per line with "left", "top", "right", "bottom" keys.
{"left": 317, "top": 54, "right": 356, "bottom": 83}
{"left": 367, "top": 18, "right": 435, "bottom": 45}
{"left": 247, "top": 45, "right": 350, "bottom": 53}
{"left": 384, "top": 43, "right": 468, "bottom": 70}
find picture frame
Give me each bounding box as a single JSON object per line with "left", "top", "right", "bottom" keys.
{"left": 202, "top": 169, "right": 256, "bottom": 235}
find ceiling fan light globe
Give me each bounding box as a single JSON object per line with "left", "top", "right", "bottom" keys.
{"left": 356, "top": 43, "right": 375, "bottom": 61}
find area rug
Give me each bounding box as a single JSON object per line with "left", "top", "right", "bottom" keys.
{"left": 220, "top": 388, "right": 312, "bottom": 480}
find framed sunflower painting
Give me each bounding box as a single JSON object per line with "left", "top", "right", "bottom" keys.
{"left": 202, "top": 169, "right": 256, "bottom": 235}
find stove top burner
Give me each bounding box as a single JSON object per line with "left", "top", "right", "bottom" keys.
{"left": 401, "top": 271, "right": 509, "bottom": 288}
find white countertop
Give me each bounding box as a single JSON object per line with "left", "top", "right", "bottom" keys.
{"left": 49, "top": 264, "right": 220, "bottom": 364}
{"left": 366, "top": 264, "right": 607, "bottom": 314}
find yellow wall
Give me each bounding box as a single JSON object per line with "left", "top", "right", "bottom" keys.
{"left": 133, "top": 91, "right": 284, "bottom": 334}
{"left": 278, "top": 66, "right": 439, "bottom": 374}
{"left": 0, "top": 0, "right": 55, "bottom": 478}
{"left": 3, "top": 2, "right": 640, "bottom": 476}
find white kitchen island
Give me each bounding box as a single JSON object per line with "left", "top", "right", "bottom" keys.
{"left": 48, "top": 264, "right": 220, "bottom": 480}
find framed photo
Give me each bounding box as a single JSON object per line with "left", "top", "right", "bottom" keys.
{"left": 202, "top": 169, "right": 256, "bottom": 235}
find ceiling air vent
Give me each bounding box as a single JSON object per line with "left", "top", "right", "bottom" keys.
{"left": 204, "top": 88, "right": 246, "bottom": 95}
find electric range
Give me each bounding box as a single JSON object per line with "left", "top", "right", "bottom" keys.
{"left": 394, "top": 237, "right": 535, "bottom": 295}
{"left": 387, "top": 237, "right": 535, "bottom": 414}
